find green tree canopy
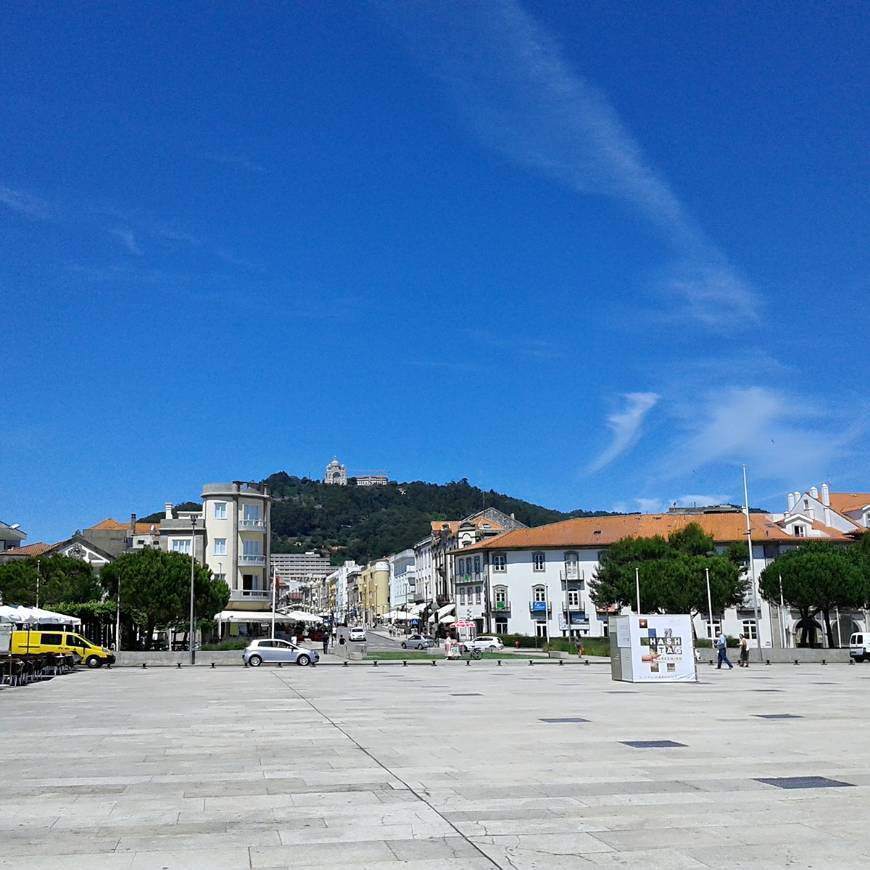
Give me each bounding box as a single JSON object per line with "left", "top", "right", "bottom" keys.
{"left": 100, "top": 549, "right": 229, "bottom": 648}
{"left": 759, "top": 541, "right": 864, "bottom": 648}
{"left": 0, "top": 555, "right": 100, "bottom": 608}
{"left": 590, "top": 523, "right": 747, "bottom": 624}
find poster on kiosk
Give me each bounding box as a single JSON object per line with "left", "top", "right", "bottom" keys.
{"left": 611, "top": 614, "right": 697, "bottom": 683}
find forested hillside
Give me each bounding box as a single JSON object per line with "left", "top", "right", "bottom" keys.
{"left": 263, "top": 474, "right": 615, "bottom": 564}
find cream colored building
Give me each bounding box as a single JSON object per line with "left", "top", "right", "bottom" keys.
{"left": 360, "top": 559, "right": 390, "bottom": 625}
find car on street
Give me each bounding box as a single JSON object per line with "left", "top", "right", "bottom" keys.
{"left": 349, "top": 627, "right": 367, "bottom": 642}
{"left": 462, "top": 636, "right": 504, "bottom": 652}
{"left": 850, "top": 632, "right": 870, "bottom": 662}
{"left": 401, "top": 634, "right": 434, "bottom": 650}
{"left": 243, "top": 639, "right": 319, "bottom": 667}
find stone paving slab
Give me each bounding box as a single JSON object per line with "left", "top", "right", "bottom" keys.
{"left": 2, "top": 664, "right": 870, "bottom": 868}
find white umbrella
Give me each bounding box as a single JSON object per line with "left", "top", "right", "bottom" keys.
{"left": 0, "top": 605, "right": 34, "bottom": 625}
{"left": 282, "top": 610, "right": 324, "bottom": 623}
{"left": 439, "top": 614, "right": 456, "bottom": 625}
{"left": 27, "top": 607, "right": 80, "bottom": 627}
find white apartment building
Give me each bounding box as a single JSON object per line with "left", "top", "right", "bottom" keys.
{"left": 451, "top": 506, "right": 859, "bottom": 648}
{"left": 160, "top": 481, "right": 272, "bottom": 611}
{"left": 326, "top": 561, "right": 361, "bottom": 622}
{"left": 388, "top": 549, "right": 416, "bottom": 611}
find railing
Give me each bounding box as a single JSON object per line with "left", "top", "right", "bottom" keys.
{"left": 529, "top": 601, "right": 551, "bottom": 613}
{"left": 493, "top": 600, "right": 511, "bottom": 613}
{"left": 231, "top": 588, "right": 270, "bottom": 599}
{"left": 238, "top": 518, "right": 265, "bottom": 530}
{"left": 240, "top": 554, "right": 266, "bottom": 566}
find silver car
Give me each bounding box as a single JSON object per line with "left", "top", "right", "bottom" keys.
{"left": 243, "top": 639, "right": 319, "bottom": 667}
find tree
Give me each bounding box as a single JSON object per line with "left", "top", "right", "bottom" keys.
{"left": 0, "top": 555, "right": 100, "bottom": 608}
{"left": 590, "top": 523, "right": 747, "bottom": 628}
{"left": 759, "top": 541, "right": 864, "bottom": 648}
{"left": 100, "top": 549, "right": 229, "bottom": 649}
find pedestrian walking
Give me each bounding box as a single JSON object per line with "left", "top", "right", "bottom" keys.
{"left": 738, "top": 633, "right": 749, "bottom": 668}
{"left": 716, "top": 630, "right": 734, "bottom": 670}
{"left": 322, "top": 634, "right": 329, "bottom": 655}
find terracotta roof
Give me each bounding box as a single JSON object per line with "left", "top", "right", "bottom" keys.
{"left": 3, "top": 542, "right": 52, "bottom": 557}
{"left": 430, "top": 516, "right": 506, "bottom": 536}
{"left": 87, "top": 518, "right": 159, "bottom": 535}
{"left": 455, "top": 512, "right": 852, "bottom": 553}
{"left": 828, "top": 493, "right": 870, "bottom": 516}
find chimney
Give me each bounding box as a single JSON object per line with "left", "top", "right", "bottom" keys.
{"left": 164, "top": 502, "right": 173, "bottom": 520}
{"left": 787, "top": 492, "right": 796, "bottom": 512}
{"left": 821, "top": 483, "right": 831, "bottom": 506}
{"left": 130, "top": 513, "right": 137, "bottom": 533}
{"left": 810, "top": 485, "right": 819, "bottom": 499}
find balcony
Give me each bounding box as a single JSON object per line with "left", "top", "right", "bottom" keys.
{"left": 231, "top": 588, "right": 270, "bottom": 600}
{"left": 529, "top": 600, "right": 552, "bottom": 614}
{"left": 238, "top": 518, "right": 266, "bottom": 531}
{"left": 493, "top": 600, "right": 511, "bottom": 614}
{"left": 240, "top": 553, "right": 266, "bottom": 566}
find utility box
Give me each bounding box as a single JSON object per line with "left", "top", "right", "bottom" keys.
{"left": 609, "top": 614, "right": 697, "bottom": 683}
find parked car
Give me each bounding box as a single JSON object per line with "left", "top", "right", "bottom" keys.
{"left": 850, "top": 632, "right": 870, "bottom": 662}
{"left": 401, "top": 634, "right": 433, "bottom": 650}
{"left": 349, "top": 627, "right": 367, "bottom": 642}
{"left": 462, "top": 636, "right": 504, "bottom": 653}
{"left": 11, "top": 630, "right": 115, "bottom": 668}
{"left": 243, "top": 639, "right": 319, "bottom": 667}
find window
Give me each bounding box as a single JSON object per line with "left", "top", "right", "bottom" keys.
{"left": 705, "top": 620, "right": 722, "bottom": 639}
{"left": 40, "top": 633, "right": 63, "bottom": 646}
{"left": 741, "top": 619, "right": 758, "bottom": 640}
{"left": 214, "top": 572, "right": 226, "bottom": 584}
{"left": 242, "top": 574, "right": 255, "bottom": 591}
{"left": 794, "top": 524, "right": 806, "bottom": 538}
{"left": 214, "top": 502, "right": 227, "bottom": 519}
{"left": 458, "top": 557, "right": 466, "bottom": 577}
{"left": 533, "top": 585, "right": 546, "bottom": 603}
{"left": 214, "top": 538, "right": 227, "bottom": 556}
{"left": 474, "top": 585, "right": 481, "bottom": 604}
{"left": 243, "top": 539, "right": 261, "bottom": 556}
{"left": 171, "top": 538, "right": 191, "bottom": 555}
{"left": 243, "top": 504, "right": 260, "bottom": 522}
{"left": 494, "top": 586, "right": 507, "bottom": 607}
{"left": 564, "top": 551, "right": 579, "bottom": 578}
{"left": 567, "top": 590, "right": 580, "bottom": 608}
{"left": 474, "top": 556, "right": 481, "bottom": 576}
{"left": 492, "top": 553, "right": 506, "bottom": 572}
{"left": 495, "top": 617, "right": 508, "bottom": 634}
{"left": 459, "top": 587, "right": 467, "bottom": 606}
{"left": 532, "top": 552, "right": 545, "bottom": 572}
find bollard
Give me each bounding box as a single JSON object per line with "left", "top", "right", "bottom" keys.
{"left": 106, "top": 663, "right": 111, "bottom": 669}
{"left": 373, "top": 660, "right": 379, "bottom": 667}
{"left": 584, "top": 659, "right": 590, "bottom": 666}
{"left": 528, "top": 659, "right": 533, "bottom": 667}
{"left": 559, "top": 659, "right": 564, "bottom": 666}
{"left": 794, "top": 659, "right": 799, "bottom": 665}
{"left": 343, "top": 660, "right": 348, "bottom": 667}
{"left": 142, "top": 662, "right": 147, "bottom": 669}
{"left": 466, "top": 659, "right": 470, "bottom": 666}
{"left": 849, "top": 659, "right": 855, "bottom": 666}
{"left": 211, "top": 662, "right": 215, "bottom": 669}
{"left": 822, "top": 659, "right": 827, "bottom": 666}
{"left": 402, "top": 659, "right": 407, "bottom": 667}
{"left": 432, "top": 660, "right": 436, "bottom": 666}
{"left": 497, "top": 659, "right": 501, "bottom": 666}
{"left": 766, "top": 659, "right": 771, "bottom": 666}
{"left": 278, "top": 662, "right": 282, "bottom": 668}
{"left": 177, "top": 662, "right": 182, "bottom": 669}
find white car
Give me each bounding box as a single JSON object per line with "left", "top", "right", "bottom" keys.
{"left": 349, "top": 627, "right": 367, "bottom": 642}
{"left": 464, "top": 636, "right": 504, "bottom": 652}
{"left": 850, "top": 632, "right": 870, "bottom": 662}
{"left": 243, "top": 639, "right": 319, "bottom": 667}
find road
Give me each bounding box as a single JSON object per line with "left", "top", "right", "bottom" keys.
{"left": 364, "top": 630, "right": 404, "bottom": 651}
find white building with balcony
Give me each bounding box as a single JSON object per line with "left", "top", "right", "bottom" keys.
{"left": 451, "top": 508, "right": 857, "bottom": 647}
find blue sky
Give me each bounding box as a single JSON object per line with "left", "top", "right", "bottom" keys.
{"left": 2, "top": 1, "right": 868, "bottom": 544}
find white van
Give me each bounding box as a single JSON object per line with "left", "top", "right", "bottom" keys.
{"left": 849, "top": 633, "right": 870, "bottom": 662}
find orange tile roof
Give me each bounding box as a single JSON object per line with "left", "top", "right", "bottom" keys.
{"left": 430, "top": 516, "right": 506, "bottom": 536}
{"left": 456, "top": 512, "right": 852, "bottom": 553}
{"left": 4, "top": 542, "right": 52, "bottom": 557}
{"left": 87, "top": 518, "right": 159, "bottom": 535}
{"left": 828, "top": 493, "right": 870, "bottom": 516}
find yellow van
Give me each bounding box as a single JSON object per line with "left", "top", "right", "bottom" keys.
{"left": 11, "top": 630, "right": 115, "bottom": 668}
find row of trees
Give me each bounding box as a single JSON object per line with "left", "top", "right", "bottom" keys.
{"left": 0, "top": 550, "right": 230, "bottom": 649}
{"left": 590, "top": 523, "right": 870, "bottom": 647}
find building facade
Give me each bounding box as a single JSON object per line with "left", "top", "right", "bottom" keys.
{"left": 324, "top": 457, "right": 347, "bottom": 486}
{"left": 388, "top": 549, "right": 416, "bottom": 611}
{"left": 359, "top": 559, "right": 390, "bottom": 625}
{"left": 451, "top": 506, "right": 860, "bottom": 647}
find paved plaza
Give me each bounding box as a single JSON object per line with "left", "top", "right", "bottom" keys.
{"left": 2, "top": 662, "right": 870, "bottom": 869}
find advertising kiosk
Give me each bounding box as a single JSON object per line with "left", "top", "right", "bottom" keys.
{"left": 609, "top": 614, "right": 697, "bottom": 683}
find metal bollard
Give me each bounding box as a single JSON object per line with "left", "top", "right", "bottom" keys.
{"left": 822, "top": 659, "right": 827, "bottom": 666}
{"left": 497, "top": 659, "right": 501, "bottom": 666}
{"left": 528, "top": 659, "right": 533, "bottom": 667}
{"left": 373, "top": 660, "right": 379, "bottom": 667}
{"left": 142, "top": 662, "right": 147, "bottom": 668}
{"left": 766, "top": 659, "right": 771, "bottom": 666}
{"left": 432, "top": 660, "right": 436, "bottom": 666}
{"left": 177, "top": 662, "right": 182, "bottom": 669}
{"left": 559, "top": 659, "right": 563, "bottom": 666}
{"left": 211, "top": 662, "right": 215, "bottom": 669}
{"left": 343, "top": 660, "right": 348, "bottom": 667}
{"left": 466, "top": 659, "right": 470, "bottom": 666}
{"left": 794, "top": 659, "right": 799, "bottom": 665}
{"left": 278, "top": 662, "right": 282, "bottom": 668}
{"left": 584, "top": 659, "right": 590, "bottom": 666}
{"left": 402, "top": 659, "right": 407, "bottom": 667}
{"left": 849, "top": 659, "right": 855, "bottom": 666}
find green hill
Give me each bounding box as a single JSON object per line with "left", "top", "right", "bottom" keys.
{"left": 263, "top": 473, "right": 615, "bottom": 564}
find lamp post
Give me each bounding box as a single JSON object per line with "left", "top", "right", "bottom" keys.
{"left": 635, "top": 566, "right": 641, "bottom": 614}
{"left": 36, "top": 559, "right": 41, "bottom": 608}
{"left": 705, "top": 566, "right": 714, "bottom": 645}
{"left": 115, "top": 573, "right": 121, "bottom": 651}
{"left": 742, "top": 465, "right": 763, "bottom": 663}
{"left": 189, "top": 515, "right": 197, "bottom": 665}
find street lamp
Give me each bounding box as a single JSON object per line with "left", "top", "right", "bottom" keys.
{"left": 189, "top": 515, "right": 197, "bottom": 665}
{"left": 705, "top": 566, "right": 714, "bottom": 645}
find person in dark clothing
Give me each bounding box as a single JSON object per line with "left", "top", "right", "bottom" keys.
{"left": 322, "top": 634, "right": 329, "bottom": 654}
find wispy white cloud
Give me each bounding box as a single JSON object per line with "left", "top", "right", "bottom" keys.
{"left": 381, "top": 0, "right": 760, "bottom": 326}
{"left": 0, "top": 185, "right": 54, "bottom": 220}
{"left": 108, "top": 228, "right": 143, "bottom": 256}
{"left": 668, "top": 386, "right": 867, "bottom": 483}
{"left": 588, "top": 392, "right": 660, "bottom": 473}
